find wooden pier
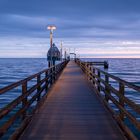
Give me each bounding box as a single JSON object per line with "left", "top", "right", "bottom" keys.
{"left": 19, "top": 61, "right": 124, "bottom": 140}
{"left": 0, "top": 60, "right": 140, "bottom": 140}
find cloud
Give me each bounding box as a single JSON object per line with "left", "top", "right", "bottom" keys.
{"left": 0, "top": 36, "right": 139, "bottom": 58}
{"left": 1, "top": 13, "right": 140, "bottom": 40}
{"left": 0, "top": 0, "right": 140, "bottom": 57}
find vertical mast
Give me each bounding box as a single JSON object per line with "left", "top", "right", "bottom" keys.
{"left": 60, "top": 41, "right": 63, "bottom": 61}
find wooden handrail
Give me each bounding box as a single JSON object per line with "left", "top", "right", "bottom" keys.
{"left": 0, "top": 60, "right": 69, "bottom": 139}
{"left": 77, "top": 59, "right": 140, "bottom": 92}
{"left": 76, "top": 58, "right": 140, "bottom": 140}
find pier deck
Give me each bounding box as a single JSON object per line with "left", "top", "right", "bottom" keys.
{"left": 19, "top": 61, "right": 125, "bottom": 140}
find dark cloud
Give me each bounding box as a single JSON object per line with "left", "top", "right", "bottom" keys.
{"left": 0, "top": 0, "right": 140, "bottom": 17}
{"left": 0, "top": 13, "right": 140, "bottom": 40}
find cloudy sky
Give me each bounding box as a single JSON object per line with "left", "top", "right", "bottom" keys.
{"left": 0, "top": 0, "right": 140, "bottom": 58}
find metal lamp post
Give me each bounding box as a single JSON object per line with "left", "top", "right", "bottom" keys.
{"left": 47, "top": 25, "right": 56, "bottom": 48}
{"left": 47, "top": 25, "right": 56, "bottom": 67}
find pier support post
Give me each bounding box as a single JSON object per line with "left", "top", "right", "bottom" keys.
{"left": 104, "top": 61, "right": 109, "bottom": 69}
{"left": 22, "top": 81, "right": 27, "bottom": 120}
{"left": 105, "top": 75, "right": 110, "bottom": 102}
{"left": 119, "top": 83, "right": 125, "bottom": 121}
{"left": 97, "top": 71, "right": 101, "bottom": 92}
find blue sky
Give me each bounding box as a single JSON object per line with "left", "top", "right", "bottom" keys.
{"left": 0, "top": 0, "right": 140, "bottom": 58}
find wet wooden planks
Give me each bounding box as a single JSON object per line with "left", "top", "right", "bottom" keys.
{"left": 19, "top": 61, "right": 125, "bottom": 140}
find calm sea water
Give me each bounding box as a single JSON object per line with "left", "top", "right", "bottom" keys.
{"left": 0, "top": 58, "right": 140, "bottom": 139}
{"left": 0, "top": 58, "right": 49, "bottom": 88}
{"left": 0, "top": 58, "right": 139, "bottom": 87}
{"left": 0, "top": 58, "right": 140, "bottom": 106}
{"left": 81, "top": 58, "right": 140, "bottom": 85}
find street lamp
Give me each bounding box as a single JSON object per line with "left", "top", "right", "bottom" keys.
{"left": 47, "top": 25, "right": 56, "bottom": 67}
{"left": 47, "top": 25, "right": 56, "bottom": 48}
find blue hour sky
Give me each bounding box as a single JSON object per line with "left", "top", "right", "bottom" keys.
{"left": 0, "top": 0, "right": 140, "bottom": 58}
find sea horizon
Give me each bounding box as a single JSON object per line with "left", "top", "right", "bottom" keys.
{"left": 0, "top": 57, "right": 140, "bottom": 59}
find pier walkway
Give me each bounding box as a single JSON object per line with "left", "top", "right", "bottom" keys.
{"left": 19, "top": 61, "right": 125, "bottom": 140}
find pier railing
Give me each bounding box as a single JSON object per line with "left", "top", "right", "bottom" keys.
{"left": 76, "top": 59, "right": 140, "bottom": 140}
{"left": 83, "top": 61, "right": 109, "bottom": 69}
{"left": 0, "top": 60, "right": 68, "bottom": 140}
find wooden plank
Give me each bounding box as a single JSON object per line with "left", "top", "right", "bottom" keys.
{"left": 19, "top": 61, "right": 125, "bottom": 140}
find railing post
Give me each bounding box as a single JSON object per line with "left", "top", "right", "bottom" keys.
{"left": 92, "top": 68, "right": 95, "bottom": 86}
{"left": 37, "top": 75, "right": 41, "bottom": 101}
{"left": 58, "top": 64, "right": 61, "bottom": 73}
{"left": 45, "top": 71, "right": 48, "bottom": 92}
{"left": 119, "top": 83, "right": 125, "bottom": 121}
{"left": 54, "top": 66, "right": 57, "bottom": 80}
{"left": 89, "top": 66, "right": 92, "bottom": 81}
{"left": 53, "top": 65, "right": 56, "bottom": 81}
{"left": 82, "top": 63, "right": 84, "bottom": 72}
{"left": 97, "top": 71, "right": 101, "bottom": 92}
{"left": 80, "top": 62, "right": 82, "bottom": 70}
{"left": 85, "top": 63, "right": 87, "bottom": 75}
{"left": 86, "top": 63, "right": 89, "bottom": 78}
{"left": 22, "top": 81, "right": 27, "bottom": 120}
{"left": 56, "top": 65, "right": 60, "bottom": 78}
{"left": 105, "top": 75, "right": 110, "bottom": 102}
{"left": 55, "top": 65, "right": 58, "bottom": 79}
{"left": 50, "top": 67, "right": 53, "bottom": 85}
{"left": 61, "top": 63, "right": 63, "bottom": 70}
{"left": 80, "top": 62, "right": 83, "bottom": 71}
